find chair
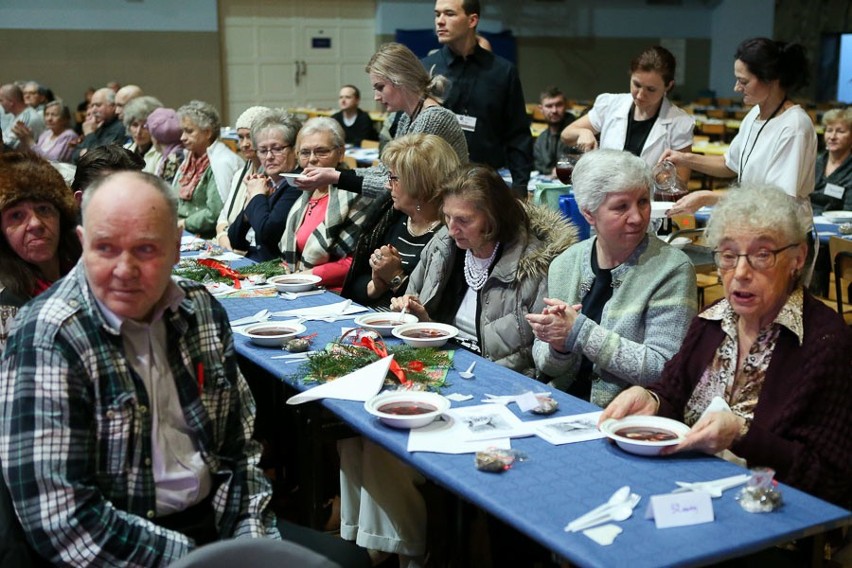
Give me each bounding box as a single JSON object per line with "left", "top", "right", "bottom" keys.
{"left": 359, "top": 139, "right": 379, "bottom": 150}
{"left": 829, "top": 236, "right": 852, "bottom": 318}
{"left": 532, "top": 183, "right": 571, "bottom": 211}
{"left": 341, "top": 155, "right": 357, "bottom": 169}
{"left": 667, "top": 228, "right": 721, "bottom": 308}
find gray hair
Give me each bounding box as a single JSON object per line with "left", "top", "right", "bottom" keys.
{"left": 297, "top": 116, "right": 345, "bottom": 149}
{"left": 177, "top": 100, "right": 221, "bottom": 140}
{"left": 94, "top": 87, "right": 116, "bottom": 104}
{"left": 571, "top": 149, "right": 652, "bottom": 213}
{"left": 822, "top": 107, "right": 852, "bottom": 129}
{"left": 44, "top": 100, "right": 71, "bottom": 123}
{"left": 366, "top": 42, "right": 448, "bottom": 103}
{"left": 705, "top": 184, "right": 808, "bottom": 250}
{"left": 122, "top": 95, "right": 163, "bottom": 130}
{"left": 82, "top": 171, "right": 178, "bottom": 228}
{"left": 251, "top": 108, "right": 302, "bottom": 147}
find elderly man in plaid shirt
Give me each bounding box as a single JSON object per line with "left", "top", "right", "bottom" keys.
{"left": 0, "top": 172, "right": 367, "bottom": 567}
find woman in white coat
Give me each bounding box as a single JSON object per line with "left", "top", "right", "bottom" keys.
{"left": 561, "top": 45, "right": 694, "bottom": 188}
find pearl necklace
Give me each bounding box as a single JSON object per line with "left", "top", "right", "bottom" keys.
{"left": 464, "top": 243, "right": 499, "bottom": 291}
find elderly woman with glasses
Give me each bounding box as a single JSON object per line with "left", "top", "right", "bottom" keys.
{"left": 528, "top": 149, "right": 697, "bottom": 407}
{"left": 227, "top": 110, "right": 303, "bottom": 261}
{"left": 279, "top": 117, "right": 366, "bottom": 290}
{"left": 602, "top": 185, "right": 851, "bottom": 508}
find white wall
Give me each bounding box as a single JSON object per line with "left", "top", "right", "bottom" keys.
{"left": 0, "top": 0, "right": 217, "bottom": 31}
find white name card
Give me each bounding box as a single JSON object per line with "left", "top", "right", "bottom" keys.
{"left": 645, "top": 492, "right": 714, "bottom": 529}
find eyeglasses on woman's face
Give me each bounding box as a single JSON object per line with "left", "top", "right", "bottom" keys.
{"left": 256, "top": 145, "right": 292, "bottom": 158}
{"left": 713, "top": 243, "right": 800, "bottom": 271}
{"left": 298, "top": 146, "right": 336, "bottom": 160}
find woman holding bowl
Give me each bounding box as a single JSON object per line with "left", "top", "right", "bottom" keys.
{"left": 527, "top": 149, "right": 697, "bottom": 407}
{"left": 227, "top": 110, "right": 302, "bottom": 261}
{"left": 0, "top": 153, "right": 81, "bottom": 351}
{"left": 341, "top": 133, "right": 460, "bottom": 308}
{"left": 295, "top": 42, "right": 468, "bottom": 198}
{"left": 279, "top": 117, "right": 366, "bottom": 291}
{"left": 561, "top": 45, "right": 694, "bottom": 188}
{"left": 393, "top": 164, "right": 577, "bottom": 375}
{"left": 664, "top": 38, "right": 816, "bottom": 216}
{"left": 173, "top": 100, "right": 244, "bottom": 238}
{"left": 601, "top": 185, "right": 851, "bottom": 509}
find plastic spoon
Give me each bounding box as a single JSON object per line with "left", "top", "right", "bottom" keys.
{"left": 567, "top": 493, "right": 640, "bottom": 532}
{"left": 229, "top": 308, "right": 270, "bottom": 327}
{"left": 565, "top": 486, "right": 630, "bottom": 532}
{"left": 397, "top": 304, "right": 408, "bottom": 323}
{"left": 458, "top": 361, "right": 476, "bottom": 379}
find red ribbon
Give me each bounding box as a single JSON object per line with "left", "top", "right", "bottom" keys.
{"left": 358, "top": 336, "right": 410, "bottom": 386}
{"left": 197, "top": 258, "right": 243, "bottom": 289}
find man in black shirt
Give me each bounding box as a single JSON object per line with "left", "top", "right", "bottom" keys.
{"left": 422, "top": 0, "right": 533, "bottom": 199}
{"left": 533, "top": 86, "right": 576, "bottom": 177}
{"left": 331, "top": 85, "right": 379, "bottom": 147}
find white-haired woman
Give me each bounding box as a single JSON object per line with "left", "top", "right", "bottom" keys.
{"left": 279, "top": 117, "right": 366, "bottom": 291}
{"left": 528, "top": 149, "right": 697, "bottom": 407}
{"left": 602, "top": 185, "right": 851, "bottom": 509}
{"left": 294, "top": 42, "right": 468, "bottom": 198}
{"left": 122, "top": 95, "right": 163, "bottom": 173}
{"left": 228, "top": 110, "right": 303, "bottom": 261}
{"left": 174, "top": 100, "right": 244, "bottom": 238}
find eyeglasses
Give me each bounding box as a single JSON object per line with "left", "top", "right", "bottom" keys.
{"left": 387, "top": 174, "right": 400, "bottom": 185}
{"left": 712, "top": 243, "right": 800, "bottom": 271}
{"left": 256, "top": 145, "right": 292, "bottom": 157}
{"left": 298, "top": 147, "right": 336, "bottom": 160}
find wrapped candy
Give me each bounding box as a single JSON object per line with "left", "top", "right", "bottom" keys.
{"left": 736, "top": 467, "right": 783, "bottom": 513}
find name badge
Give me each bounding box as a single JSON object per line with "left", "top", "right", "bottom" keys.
{"left": 825, "top": 182, "right": 845, "bottom": 200}
{"left": 457, "top": 114, "right": 477, "bottom": 132}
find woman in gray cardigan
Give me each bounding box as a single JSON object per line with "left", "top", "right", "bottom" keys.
{"left": 527, "top": 149, "right": 697, "bottom": 407}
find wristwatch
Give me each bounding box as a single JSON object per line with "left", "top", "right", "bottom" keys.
{"left": 389, "top": 273, "right": 406, "bottom": 292}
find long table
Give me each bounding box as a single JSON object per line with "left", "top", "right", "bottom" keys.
{"left": 695, "top": 207, "right": 852, "bottom": 245}
{"left": 221, "top": 293, "right": 851, "bottom": 568}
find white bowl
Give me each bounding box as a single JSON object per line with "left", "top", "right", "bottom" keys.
{"left": 599, "top": 415, "right": 690, "bottom": 456}
{"left": 391, "top": 322, "right": 458, "bottom": 348}
{"left": 269, "top": 274, "right": 322, "bottom": 292}
{"left": 364, "top": 390, "right": 451, "bottom": 429}
{"left": 823, "top": 210, "right": 852, "bottom": 224}
{"left": 244, "top": 322, "right": 306, "bottom": 347}
{"left": 354, "top": 313, "right": 420, "bottom": 336}
{"left": 668, "top": 236, "right": 691, "bottom": 249}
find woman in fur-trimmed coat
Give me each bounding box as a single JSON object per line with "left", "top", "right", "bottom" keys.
{"left": 395, "top": 165, "right": 579, "bottom": 377}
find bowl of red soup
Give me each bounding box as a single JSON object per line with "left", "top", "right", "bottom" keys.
{"left": 354, "top": 313, "right": 419, "bottom": 336}
{"left": 244, "top": 322, "right": 306, "bottom": 347}
{"left": 599, "top": 415, "right": 690, "bottom": 456}
{"left": 391, "top": 322, "right": 458, "bottom": 348}
{"left": 365, "top": 390, "right": 451, "bottom": 429}
{"left": 269, "top": 274, "right": 322, "bottom": 293}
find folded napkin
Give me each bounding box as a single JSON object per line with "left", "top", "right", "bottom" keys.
{"left": 285, "top": 355, "right": 391, "bottom": 405}
{"left": 272, "top": 299, "right": 367, "bottom": 319}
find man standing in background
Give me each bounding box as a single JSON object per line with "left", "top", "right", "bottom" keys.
{"left": 422, "top": 0, "right": 533, "bottom": 198}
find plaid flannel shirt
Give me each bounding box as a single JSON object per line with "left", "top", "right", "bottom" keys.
{"left": 0, "top": 263, "right": 278, "bottom": 567}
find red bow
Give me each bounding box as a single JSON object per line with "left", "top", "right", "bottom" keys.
{"left": 197, "top": 258, "right": 243, "bottom": 289}
{"left": 358, "top": 336, "right": 410, "bottom": 387}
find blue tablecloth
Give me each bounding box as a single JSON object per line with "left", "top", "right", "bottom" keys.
{"left": 221, "top": 294, "right": 851, "bottom": 568}
{"left": 696, "top": 207, "right": 851, "bottom": 245}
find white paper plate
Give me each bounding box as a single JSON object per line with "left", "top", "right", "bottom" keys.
{"left": 392, "top": 322, "right": 458, "bottom": 348}
{"left": 281, "top": 172, "right": 308, "bottom": 181}
{"left": 245, "top": 322, "right": 306, "bottom": 347}
{"left": 365, "top": 390, "right": 451, "bottom": 429}
{"left": 823, "top": 211, "right": 852, "bottom": 224}
{"left": 354, "top": 313, "right": 419, "bottom": 336}
{"left": 599, "top": 415, "right": 690, "bottom": 456}
{"left": 269, "top": 274, "right": 322, "bottom": 292}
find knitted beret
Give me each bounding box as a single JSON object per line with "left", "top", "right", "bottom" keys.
{"left": 0, "top": 153, "right": 78, "bottom": 223}
{"left": 146, "top": 107, "right": 182, "bottom": 145}
{"left": 235, "top": 106, "right": 271, "bottom": 130}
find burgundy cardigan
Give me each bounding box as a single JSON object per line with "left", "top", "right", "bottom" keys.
{"left": 649, "top": 292, "right": 852, "bottom": 509}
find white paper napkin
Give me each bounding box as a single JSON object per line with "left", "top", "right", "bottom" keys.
{"left": 408, "top": 415, "right": 512, "bottom": 454}
{"left": 272, "top": 299, "right": 367, "bottom": 319}
{"left": 285, "top": 355, "right": 391, "bottom": 405}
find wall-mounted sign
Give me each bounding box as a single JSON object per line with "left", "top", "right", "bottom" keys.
{"left": 312, "top": 37, "right": 332, "bottom": 49}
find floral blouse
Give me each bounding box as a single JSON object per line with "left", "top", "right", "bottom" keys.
{"left": 684, "top": 289, "right": 805, "bottom": 431}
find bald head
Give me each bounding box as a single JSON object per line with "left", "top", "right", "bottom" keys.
{"left": 0, "top": 84, "right": 26, "bottom": 114}
{"left": 115, "top": 85, "right": 143, "bottom": 120}
{"left": 78, "top": 171, "right": 180, "bottom": 321}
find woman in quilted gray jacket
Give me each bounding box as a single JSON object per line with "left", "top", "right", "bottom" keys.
{"left": 392, "top": 164, "right": 578, "bottom": 376}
